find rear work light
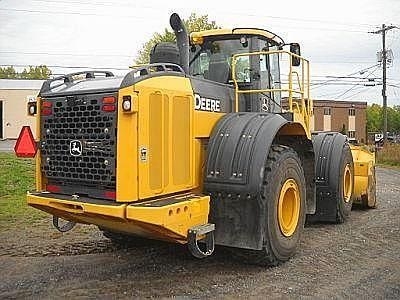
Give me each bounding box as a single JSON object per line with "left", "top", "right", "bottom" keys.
{"left": 122, "top": 95, "right": 132, "bottom": 112}
{"left": 27, "top": 102, "right": 37, "bottom": 116}
{"left": 122, "top": 94, "right": 137, "bottom": 113}
{"left": 14, "top": 126, "right": 38, "bottom": 158}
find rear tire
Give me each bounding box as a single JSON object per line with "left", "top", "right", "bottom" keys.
{"left": 335, "top": 145, "right": 354, "bottom": 223}
{"left": 232, "top": 145, "right": 306, "bottom": 266}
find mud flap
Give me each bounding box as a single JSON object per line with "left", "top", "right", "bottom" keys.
{"left": 309, "top": 132, "right": 353, "bottom": 222}
{"left": 204, "top": 113, "right": 288, "bottom": 250}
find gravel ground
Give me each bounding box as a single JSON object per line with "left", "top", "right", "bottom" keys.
{"left": 1, "top": 167, "right": 399, "bottom": 299}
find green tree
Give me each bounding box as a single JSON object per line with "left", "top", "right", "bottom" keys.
{"left": 20, "top": 65, "right": 52, "bottom": 79}
{"left": 387, "top": 105, "right": 400, "bottom": 133}
{"left": 0, "top": 66, "right": 18, "bottom": 79}
{"left": 393, "top": 106, "right": 400, "bottom": 132}
{"left": 366, "top": 103, "right": 382, "bottom": 132}
{"left": 0, "top": 65, "right": 52, "bottom": 79}
{"left": 135, "top": 13, "right": 219, "bottom": 64}
{"left": 366, "top": 103, "right": 400, "bottom": 134}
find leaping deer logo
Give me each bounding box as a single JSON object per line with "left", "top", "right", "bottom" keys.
{"left": 70, "top": 140, "right": 82, "bottom": 156}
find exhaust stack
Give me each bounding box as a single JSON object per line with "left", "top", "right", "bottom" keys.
{"left": 170, "top": 13, "right": 189, "bottom": 74}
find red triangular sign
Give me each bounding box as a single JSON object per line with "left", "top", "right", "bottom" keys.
{"left": 14, "top": 126, "right": 37, "bottom": 158}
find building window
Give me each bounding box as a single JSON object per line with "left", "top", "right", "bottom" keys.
{"left": 349, "top": 108, "right": 355, "bottom": 116}
{"left": 324, "top": 107, "right": 331, "bottom": 115}
{"left": 348, "top": 131, "right": 355, "bottom": 138}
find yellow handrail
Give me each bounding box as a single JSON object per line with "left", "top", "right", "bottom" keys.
{"left": 231, "top": 50, "right": 312, "bottom": 136}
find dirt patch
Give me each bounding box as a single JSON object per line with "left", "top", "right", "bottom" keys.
{"left": 1, "top": 167, "right": 399, "bottom": 299}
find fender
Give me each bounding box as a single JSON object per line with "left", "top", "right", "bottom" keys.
{"left": 204, "top": 112, "right": 312, "bottom": 249}
{"left": 310, "top": 132, "right": 352, "bottom": 222}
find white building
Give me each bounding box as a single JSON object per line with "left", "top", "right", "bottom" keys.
{"left": 0, "top": 79, "right": 44, "bottom": 139}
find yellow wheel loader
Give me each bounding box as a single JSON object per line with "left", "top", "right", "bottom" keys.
{"left": 15, "top": 13, "right": 376, "bottom": 266}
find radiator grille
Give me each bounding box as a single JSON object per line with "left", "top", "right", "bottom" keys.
{"left": 40, "top": 93, "right": 117, "bottom": 189}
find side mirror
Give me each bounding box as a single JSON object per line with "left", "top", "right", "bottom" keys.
{"left": 290, "top": 43, "right": 301, "bottom": 66}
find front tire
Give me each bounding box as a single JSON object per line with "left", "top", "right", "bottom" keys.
{"left": 233, "top": 145, "right": 306, "bottom": 266}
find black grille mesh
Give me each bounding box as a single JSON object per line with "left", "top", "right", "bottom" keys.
{"left": 40, "top": 93, "right": 117, "bottom": 189}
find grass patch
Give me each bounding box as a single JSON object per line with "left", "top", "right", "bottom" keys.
{"left": 376, "top": 143, "right": 400, "bottom": 167}
{"left": 0, "top": 153, "right": 45, "bottom": 225}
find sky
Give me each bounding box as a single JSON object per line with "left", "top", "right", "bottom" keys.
{"left": 0, "top": 0, "right": 399, "bottom": 105}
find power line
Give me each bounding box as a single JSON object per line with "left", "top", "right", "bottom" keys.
{"left": 310, "top": 64, "right": 379, "bottom": 90}
{"left": 0, "top": 8, "right": 371, "bottom": 33}
{"left": 0, "top": 50, "right": 133, "bottom": 58}
{"left": 342, "top": 86, "right": 374, "bottom": 100}
{"left": 312, "top": 61, "right": 376, "bottom": 64}
{"left": 0, "top": 7, "right": 151, "bottom": 19}
{"left": 334, "top": 66, "right": 380, "bottom": 98}
{"left": 0, "top": 63, "right": 130, "bottom": 71}
{"left": 315, "top": 65, "right": 380, "bottom": 99}
{"left": 27, "top": 0, "right": 375, "bottom": 29}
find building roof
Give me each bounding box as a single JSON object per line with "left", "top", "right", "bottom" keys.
{"left": 0, "top": 79, "right": 45, "bottom": 90}
{"left": 313, "top": 99, "right": 367, "bottom": 108}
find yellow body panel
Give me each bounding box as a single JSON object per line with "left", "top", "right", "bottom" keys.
{"left": 135, "top": 76, "right": 195, "bottom": 200}
{"left": 193, "top": 110, "right": 225, "bottom": 137}
{"left": 116, "top": 86, "right": 139, "bottom": 202}
{"left": 350, "top": 145, "right": 376, "bottom": 201}
{"left": 35, "top": 96, "right": 44, "bottom": 191}
{"left": 190, "top": 28, "right": 283, "bottom": 45}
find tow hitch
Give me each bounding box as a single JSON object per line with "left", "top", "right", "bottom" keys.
{"left": 188, "top": 223, "right": 215, "bottom": 258}
{"left": 52, "top": 215, "right": 76, "bottom": 232}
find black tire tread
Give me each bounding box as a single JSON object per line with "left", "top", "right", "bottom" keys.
{"left": 232, "top": 144, "right": 305, "bottom": 267}
{"left": 335, "top": 146, "right": 354, "bottom": 224}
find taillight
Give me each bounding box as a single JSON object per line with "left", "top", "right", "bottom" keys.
{"left": 42, "top": 101, "right": 53, "bottom": 116}
{"left": 104, "top": 190, "right": 116, "bottom": 199}
{"left": 14, "top": 126, "right": 38, "bottom": 158}
{"left": 46, "top": 185, "right": 61, "bottom": 193}
{"left": 102, "top": 104, "right": 116, "bottom": 112}
{"left": 102, "top": 96, "right": 116, "bottom": 104}
{"left": 102, "top": 96, "right": 116, "bottom": 112}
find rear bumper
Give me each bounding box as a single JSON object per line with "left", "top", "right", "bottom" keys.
{"left": 27, "top": 192, "right": 210, "bottom": 243}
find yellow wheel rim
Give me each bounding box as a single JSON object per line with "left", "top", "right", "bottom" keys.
{"left": 343, "top": 164, "right": 353, "bottom": 203}
{"left": 278, "top": 178, "right": 300, "bottom": 237}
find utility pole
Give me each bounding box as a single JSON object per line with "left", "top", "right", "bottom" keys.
{"left": 370, "top": 24, "right": 397, "bottom": 144}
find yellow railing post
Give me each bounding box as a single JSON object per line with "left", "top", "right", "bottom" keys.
{"left": 231, "top": 50, "right": 310, "bottom": 120}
